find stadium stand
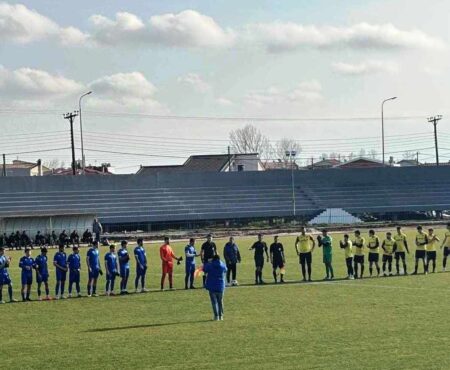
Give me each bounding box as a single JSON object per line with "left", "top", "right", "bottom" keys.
{"left": 0, "top": 166, "right": 449, "bottom": 231}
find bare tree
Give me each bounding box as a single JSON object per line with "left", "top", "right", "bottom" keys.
{"left": 369, "top": 149, "right": 377, "bottom": 159}
{"left": 43, "top": 159, "right": 65, "bottom": 169}
{"left": 359, "top": 148, "right": 366, "bottom": 157}
{"left": 403, "top": 151, "right": 416, "bottom": 160}
{"left": 275, "top": 138, "right": 302, "bottom": 163}
{"left": 229, "top": 124, "right": 272, "bottom": 159}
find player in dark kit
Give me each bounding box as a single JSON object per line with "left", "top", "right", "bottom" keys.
{"left": 270, "top": 236, "right": 285, "bottom": 283}
{"left": 249, "top": 234, "right": 269, "bottom": 285}
{"left": 201, "top": 234, "right": 217, "bottom": 286}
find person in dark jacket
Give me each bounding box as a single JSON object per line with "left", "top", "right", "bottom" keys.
{"left": 223, "top": 237, "right": 241, "bottom": 286}
{"left": 204, "top": 254, "right": 227, "bottom": 321}
{"left": 92, "top": 219, "right": 103, "bottom": 243}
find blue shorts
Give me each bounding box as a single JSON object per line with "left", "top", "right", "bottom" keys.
{"left": 21, "top": 272, "right": 33, "bottom": 285}
{"left": 185, "top": 264, "right": 196, "bottom": 274}
{"left": 69, "top": 270, "right": 80, "bottom": 283}
{"left": 120, "top": 267, "right": 130, "bottom": 279}
{"left": 0, "top": 273, "right": 11, "bottom": 285}
{"left": 36, "top": 273, "right": 49, "bottom": 284}
{"left": 106, "top": 272, "right": 117, "bottom": 281}
{"left": 56, "top": 270, "right": 67, "bottom": 282}
{"left": 89, "top": 268, "right": 100, "bottom": 279}
{"left": 136, "top": 266, "right": 147, "bottom": 277}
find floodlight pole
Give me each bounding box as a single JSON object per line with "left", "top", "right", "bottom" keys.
{"left": 381, "top": 97, "right": 397, "bottom": 164}
{"left": 286, "top": 150, "right": 297, "bottom": 217}
{"left": 79, "top": 91, "right": 92, "bottom": 174}
{"left": 428, "top": 115, "right": 442, "bottom": 166}
{"left": 64, "top": 111, "right": 79, "bottom": 175}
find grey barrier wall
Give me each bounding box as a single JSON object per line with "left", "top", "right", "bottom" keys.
{"left": 0, "top": 166, "right": 449, "bottom": 225}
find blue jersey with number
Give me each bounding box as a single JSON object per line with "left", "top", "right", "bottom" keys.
{"left": 134, "top": 246, "right": 147, "bottom": 267}
{"left": 19, "top": 256, "right": 34, "bottom": 274}
{"left": 105, "top": 252, "right": 118, "bottom": 273}
{"left": 68, "top": 254, "right": 81, "bottom": 270}
{"left": 117, "top": 248, "right": 130, "bottom": 269}
{"left": 0, "top": 255, "right": 10, "bottom": 275}
{"left": 185, "top": 245, "right": 197, "bottom": 265}
{"left": 54, "top": 252, "right": 67, "bottom": 268}
{"left": 87, "top": 248, "right": 100, "bottom": 269}
{"left": 35, "top": 255, "right": 48, "bottom": 276}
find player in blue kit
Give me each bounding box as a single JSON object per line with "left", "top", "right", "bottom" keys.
{"left": 0, "top": 246, "right": 17, "bottom": 303}
{"left": 185, "top": 238, "right": 200, "bottom": 290}
{"left": 117, "top": 240, "right": 130, "bottom": 294}
{"left": 35, "top": 247, "right": 50, "bottom": 301}
{"left": 105, "top": 244, "right": 119, "bottom": 296}
{"left": 134, "top": 238, "right": 148, "bottom": 293}
{"left": 68, "top": 246, "right": 81, "bottom": 298}
{"left": 86, "top": 240, "right": 102, "bottom": 297}
{"left": 19, "top": 247, "right": 35, "bottom": 301}
{"left": 53, "top": 244, "right": 68, "bottom": 299}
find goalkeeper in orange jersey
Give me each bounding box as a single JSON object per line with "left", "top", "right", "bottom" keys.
{"left": 160, "top": 237, "right": 182, "bottom": 290}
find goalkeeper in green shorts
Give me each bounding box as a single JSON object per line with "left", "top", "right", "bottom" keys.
{"left": 318, "top": 230, "right": 334, "bottom": 280}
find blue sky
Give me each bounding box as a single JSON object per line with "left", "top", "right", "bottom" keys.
{"left": 0, "top": 0, "right": 449, "bottom": 171}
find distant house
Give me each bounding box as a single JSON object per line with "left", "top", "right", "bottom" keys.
{"left": 137, "top": 153, "right": 264, "bottom": 175}
{"left": 306, "top": 158, "right": 341, "bottom": 170}
{"left": 264, "top": 160, "right": 300, "bottom": 171}
{"left": 2, "top": 159, "right": 50, "bottom": 177}
{"left": 335, "top": 157, "right": 388, "bottom": 169}
{"left": 397, "top": 159, "right": 419, "bottom": 167}
{"left": 48, "top": 164, "right": 114, "bottom": 176}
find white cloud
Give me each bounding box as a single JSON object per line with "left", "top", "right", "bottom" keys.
{"left": 332, "top": 60, "right": 398, "bottom": 75}
{"left": 0, "top": 65, "right": 84, "bottom": 98}
{"left": 87, "top": 72, "right": 167, "bottom": 113}
{"left": 89, "top": 9, "right": 235, "bottom": 48}
{"left": 177, "top": 73, "right": 210, "bottom": 93}
{"left": 215, "top": 97, "right": 233, "bottom": 106}
{"left": 0, "top": 2, "right": 87, "bottom": 45}
{"left": 245, "top": 22, "right": 445, "bottom": 52}
{"left": 245, "top": 81, "right": 323, "bottom": 108}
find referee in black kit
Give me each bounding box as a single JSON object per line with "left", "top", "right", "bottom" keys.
{"left": 201, "top": 234, "right": 217, "bottom": 285}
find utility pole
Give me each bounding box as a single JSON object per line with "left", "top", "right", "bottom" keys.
{"left": 63, "top": 111, "right": 79, "bottom": 175}
{"left": 416, "top": 152, "right": 419, "bottom": 165}
{"left": 227, "top": 146, "right": 231, "bottom": 172}
{"left": 2, "top": 154, "right": 6, "bottom": 176}
{"left": 428, "top": 115, "right": 442, "bottom": 166}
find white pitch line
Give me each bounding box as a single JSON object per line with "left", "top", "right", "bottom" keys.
{"left": 232, "top": 279, "right": 450, "bottom": 293}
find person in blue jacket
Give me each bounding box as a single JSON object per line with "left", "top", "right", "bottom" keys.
{"left": 223, "top": 237, "right": 241, "bottom": 286}
{"left": 204, "top": 254, "right": 227, "bottom": 321}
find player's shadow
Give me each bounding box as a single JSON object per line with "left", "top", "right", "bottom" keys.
{"left": 86, "top": 319, "right": 211, "bottom": 332}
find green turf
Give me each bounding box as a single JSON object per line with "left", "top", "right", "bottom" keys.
{"left": 1, "top": 228, "right": 450, "bottom": 369}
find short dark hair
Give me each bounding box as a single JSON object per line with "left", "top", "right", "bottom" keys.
{"left": 110, "top": 244, "right": 115, "bottom": 249}
{"left": 72, "top": 246, "right": 78, "bottom": 251}
{"left": 137, "top": 238, "right": 143, "bottom": 244}
{"left": 164, "top": 236, "right": 170, "bottom": 242}
{"left": 212, "top": 254, "right": 220, "bottom": 261}
{"left": 355, "top": 230, "right": 360, "bottom": 235}
{"left": 417, "top": 225, "right": 422, "bottom": 230}
{"left": 189, "top": 238, "right": 195, "bottom": 244}
{"left": 41, "top": 247, "right": 48, "bottom": 253}
{"left": 369, "top": 229, "right": 374, "bottom": 234}
{"left": 206, "top": 234, "right": 212, "bottom": 238}
{"left": 121, "top": 240, "right": 127, "bottom": 246}
{"left": 344, "top": 234, "right": 349, "bottom": 238}
{"left": 396, "top": 226, "right": 401, "bottom": 230}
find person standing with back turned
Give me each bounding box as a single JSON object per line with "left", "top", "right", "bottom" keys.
{"left": 204, "top": 254, "right": 227, "bottom": 321}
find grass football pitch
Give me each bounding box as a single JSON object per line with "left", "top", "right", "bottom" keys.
{"left": 2, "top": 228, "right": 450, "bottom": 369}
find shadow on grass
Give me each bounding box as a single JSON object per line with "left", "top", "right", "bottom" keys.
{"left": 86, "top": 319, "right": 211, "bottom": 332}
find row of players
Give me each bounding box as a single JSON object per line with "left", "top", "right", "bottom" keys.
{"left": 0, "top": 225, "right": 449, "bottom": 303}
{"left": 0, "top": 229, "right": 96, "bottom": 249}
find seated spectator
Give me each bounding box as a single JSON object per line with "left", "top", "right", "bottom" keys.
{"left": 82, "top": 229, "right": 93, "bottom": 245}
{"left": 59, "top": 230, "right": 70, "bottom": 248}
{"left": 70, "top": 230, "right": 80, "bottom": 248}
{"left": 34, "top": 231, "right": 45, "bottom": 246}
{"left": 50, "top": 231, "right": 58, "bottom": 247}
{"left": 14, "top": 231, "right": 21, "bottom": 250}
{"left": 101, "top": 237, "right": 110, "bottom": 246}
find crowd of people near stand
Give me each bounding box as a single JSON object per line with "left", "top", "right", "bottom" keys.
{"left": 1, "top": 222, "right": 450, "bottom": 321}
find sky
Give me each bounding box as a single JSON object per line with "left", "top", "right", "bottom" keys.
{"left": 0, "top": 0, "right": 449, "bottom": 172}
